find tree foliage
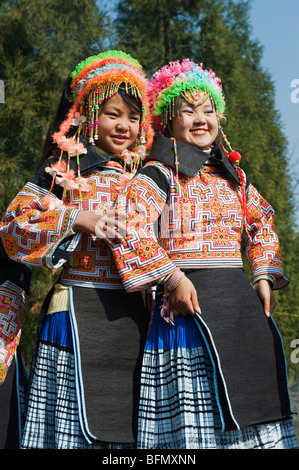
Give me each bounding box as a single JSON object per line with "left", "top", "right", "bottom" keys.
{"left": 0, "top": 0, "right": 107, "bottom": 213}
{"left": 0, "top": 0, "right": 108, "bottom": 366}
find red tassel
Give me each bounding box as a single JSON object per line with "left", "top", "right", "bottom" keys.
{"left": 228, "top": 150, "right": 241, "bottom": 166}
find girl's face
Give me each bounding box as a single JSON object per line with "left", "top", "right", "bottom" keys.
{"left": 171, "top": 93, "right": 219, "bottom": 151}
{"left": 95, "top": 93, "right": 141, "bottom": 155}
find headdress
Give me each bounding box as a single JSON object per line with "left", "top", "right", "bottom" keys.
{"left": 148, "top": 59, "right": 225, "bottom": 133}
{"left": 44, "top": 51, "right": 153, "bottom": 202}
{"left": 53, "top": 50, "right": 153, "bottom": 150}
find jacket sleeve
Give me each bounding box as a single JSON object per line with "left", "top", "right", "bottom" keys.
{"left": 244, "top": 181, "right": 288, "bottom": 290}
{"left": 0, "top": 157, "right": 80, "bottom": 269}
{"left": 112, "top": 162, "right": 177, "bottom": 292}
{"left": 0, "top": 239, "right": 31, "bottom": 384}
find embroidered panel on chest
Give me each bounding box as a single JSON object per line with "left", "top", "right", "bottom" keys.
{"left": 120, "top": 178, "right": 166, "bottom": 226}
{"left": 65, "top": 172, "right": 122, "bottom": 211}
{"left": 168, "top": 173, "right": 243, "bottom": 234}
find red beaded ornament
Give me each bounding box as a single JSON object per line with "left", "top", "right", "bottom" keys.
{"left": 228, "top": 150, "right": 242, "bottom": 166}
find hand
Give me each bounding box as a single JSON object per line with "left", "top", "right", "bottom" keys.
{"left": 253, "top": 279, "right": 276, "bottom": 317}
{"left": 73, "top": 209, "right": 127, "bottom": 247}
{"left": 168, "top": 275, "right": 201, "bottom": 317}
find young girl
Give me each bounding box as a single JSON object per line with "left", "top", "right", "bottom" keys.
{"left": 112, "top": 59, "right": 298, "bottom": 449}
{"left": 0, "top": 50, "right": 153, "bottom": 449}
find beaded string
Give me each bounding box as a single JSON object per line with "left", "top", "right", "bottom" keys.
{"left": 161, "top": 98, "right": 176, "bottom": 128}
{"left": 94, "top": 90, "right": 99, "bottom": 142}
{"left": 171, "top": 137, "right": 180, "bottom": 193}
{"left": 218, "top": 121, "right": 249, "bottom": 236}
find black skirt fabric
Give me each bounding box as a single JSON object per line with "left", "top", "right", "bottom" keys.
{"left": 0, "top": 358, "right": 19, "bottom": 449}
{"left": 186, "top": 268, "right": 293, "bottom": 430}
{"left": 71, "top": 286, "right": 150, "bottom": 443}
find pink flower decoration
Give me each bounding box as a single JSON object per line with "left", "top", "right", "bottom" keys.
{"left": 74, "top": 177, "right": 90, "bottom": 192}
{"left": 68, "top": 141, "right": 88, "bottom": 157}
{"left": 72, "top": 112, "right": 86, "bottom": 127}
{"left": 115, "top": 172, "right": 134, "bottom": 192}
{"left": 56, "top": 170, "right": 78, "bottom": 190}
{"left": 45, "top": 160, "right": 67, "bottom": 177}
{"left": 42, "top": 195, "right": 65, "bottom": 211}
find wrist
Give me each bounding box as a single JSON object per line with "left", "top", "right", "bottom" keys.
{"left": 253, "top": 274, "right": 275, "bottom": 289}
{"left": 164, "top": 268, "right": 185, "bottom": 292}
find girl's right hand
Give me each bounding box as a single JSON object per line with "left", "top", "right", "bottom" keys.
{"left": 168, "top": 275, "right": 201, "bottom": 317}
{"left": 73, "top": 209, "right": 127, "bottom": 247}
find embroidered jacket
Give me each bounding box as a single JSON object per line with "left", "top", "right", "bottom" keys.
{"left": 112, "top": 135, "right": 288, "bottom": 292}
{"left": 0, "top": 144, "right": 131, "bottom": 289}
{"left": 0, "top": 239, "right": 31, "bottom": 384}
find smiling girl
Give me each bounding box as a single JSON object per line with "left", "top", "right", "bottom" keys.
{"left": 0, "top": 50, "right": 153, "bottom": 449}
{"left": 112, "top": 59, "right": 298, "bottom": 449}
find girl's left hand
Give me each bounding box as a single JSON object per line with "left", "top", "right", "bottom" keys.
{"left": 253, "top": 279, "right": 276, "bottom": 317}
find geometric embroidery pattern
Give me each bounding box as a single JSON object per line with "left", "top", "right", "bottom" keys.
{"left": 112, "top": 161, "right": 288, "bottom": 291}
{"left": 0, "top": 280, "right": 28, "bottom": 384}
{"left": 0, "top": 165, "right": 131, "bottom": 289}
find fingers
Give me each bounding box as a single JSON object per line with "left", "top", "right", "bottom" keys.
{"left": 168, "top": 276, "right": 201, "bottom": 317}
{"left": 191, "top": 288, "right": 201, "bottom": 315}
{"left": 253, "top": 279, "right": 276, "bottom": 317}
{"left": 263, "top": 297, "right": 271, "bottom": 318}
{"left": 94, "top": 210, "right": 127, "bottom": 244}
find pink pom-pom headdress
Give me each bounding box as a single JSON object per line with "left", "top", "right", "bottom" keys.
{"left": 148, "top": 59, "right": 226, "bottom": 134}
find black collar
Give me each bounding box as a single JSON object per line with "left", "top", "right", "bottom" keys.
{"left": 50, "top": 138, "right": 130, "bottom": 174}
{"left": 74, "top": 141, "right": 111, "bottom": 174}
{"left": 148, "top": 135, "right": 240, "bottom": 185}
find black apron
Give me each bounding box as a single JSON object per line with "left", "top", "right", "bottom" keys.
{"left": 186, "top": 268, "right": 293, "bottom": 430}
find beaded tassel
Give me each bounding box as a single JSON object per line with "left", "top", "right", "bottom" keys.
{"left": 94, "top": 90, "right": 99, "bottom": 141}
{"left": 218, "top": 125, "right": 249, "bottom": 236}
{"left": 87, "top": 90, "right": 95, "bottom": 144}
{"left": 171, "top": 137, "right": 179, "bottom": 193}
{"left": 84, "top": 83, "right": 148, "bottom": 148}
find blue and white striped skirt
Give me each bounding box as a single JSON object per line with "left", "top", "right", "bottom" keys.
{"left": 137, "top": 299, "right": 298, "bottom": 449}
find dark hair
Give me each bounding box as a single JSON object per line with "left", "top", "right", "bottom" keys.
{"left": 40, "top": 77, "right": 73, "bottom": 164}
{"left": 40, "top": 80, "right": 143, "bottom": 164}
{"left": 117, "top": 83, "right": 142, "bottom": 117}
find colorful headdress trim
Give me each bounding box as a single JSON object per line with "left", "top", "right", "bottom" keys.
{"left": 148, "top": 59, "right": 225, "bottom": 134}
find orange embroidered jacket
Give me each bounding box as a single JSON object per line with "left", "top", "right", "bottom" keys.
{"left": 0, "top": 145, "right": 131, "bottom": 289}
{"left": 112, "top": 136, "right": 288, "bottom": 292}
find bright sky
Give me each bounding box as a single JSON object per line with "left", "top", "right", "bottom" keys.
{"left": 249, "top": 0, "right": 299, "bottom": 224}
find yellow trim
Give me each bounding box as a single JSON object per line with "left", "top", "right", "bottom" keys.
{"left": 47, "top": 283, "right": 69, "bottom": 314}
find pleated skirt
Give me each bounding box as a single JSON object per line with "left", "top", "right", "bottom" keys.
{"left": 137, "top": 269, "right": 298, "bottom": 449}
